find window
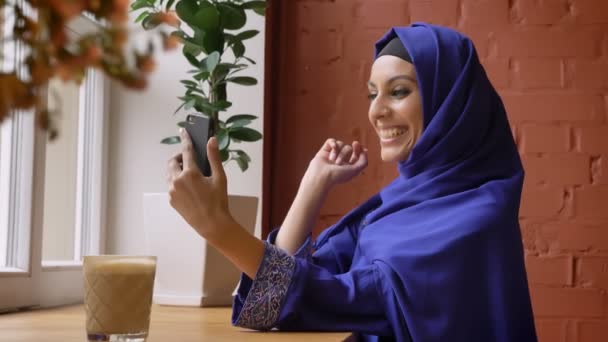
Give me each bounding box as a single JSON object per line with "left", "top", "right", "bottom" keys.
{"left": 0, "top": 11, "right": 109, "bottom": 310}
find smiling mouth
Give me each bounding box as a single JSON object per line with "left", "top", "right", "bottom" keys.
{"left": 378, "top": 127, "right": 407, "bottom": 144}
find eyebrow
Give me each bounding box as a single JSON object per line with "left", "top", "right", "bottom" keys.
{"left": 367, "top": 75, "right": 416, "bottom": 87}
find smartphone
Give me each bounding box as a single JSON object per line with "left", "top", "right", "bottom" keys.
{"left": 184, "top": 114, "right": 213, "bottom": 176}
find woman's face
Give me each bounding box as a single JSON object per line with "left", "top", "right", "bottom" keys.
{"left": 367, "top": 55, "right": 424, "bottom": 163}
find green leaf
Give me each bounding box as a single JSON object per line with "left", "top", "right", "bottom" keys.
{"left": 224, "top": 32, "right": 235, "bottom": 44}
{"left": 131, "top": 0, "right": 153, "bottom": 11}
{"left": 161, "top": 136, "right": 181, "bottom": 144}
{"left": 241, "top": 1, "right": 266, "bottom": 10}
{"left": 216, "top": 84, "right": 227, "bottom": 102}
{"left": 218, "top": 3, "right": 247, "bottom": 30}
{"left": 173, "top": 101, "right": 186, "bottom": 114}
{"left": 236, "top": 30, "right": 259, "bottom": 40}
{"left": 203, "top": 29, "right": 223, "bottom": 54}
{"left": 134, "top": 11, "right": 150, "bottom": 23}
{"left": 216, "top": 129, "right": 230, "bottom": 149}
{"left": 233, "top": 155, "right": 249, "bottom": 172}
{"left": 183, "top": 98, "right": 196, "bottom": 110}
{"left": 165, "top": 0, "right": 176, "bottom": 11}
{"left": 198, "top": 99, "right": 231, "bottom": 112}
{"left": 142, "top": 13, "right": 162, "bottom": 30}
{"left": 180, "top": 80, "right": 198, "bottom": 87}
{"left": 175, "top": 0, "right": 198, "bottom": 25}
{"left": 182, "top": 49, "right": 200, "bottom": 68}
{"left": 215, "top": 100, "right": 232, "bottom": 110}
{"left": 219, "top": 148, "right": 229, "bottom": 162}
{"left": 243, "top": 56, "right": 256, "bottom": 65}
{"left": 230, "top": 127, "right": 262, "bottom": 142}
{"left": 177, "top": 121, "right": 187, "bottom": 128}
{"left": 226, "top": 114, "right": 257, "bottom": 124}
{"left": 217, "top": 62, "right": 248, "bottom": 71}
{"left": 232, "top": 40, "right": 245, "bottom": 58}
{"left": 194, "top": 5, "right": 220, "bottom": 31}
{"left": 253, "top": 7, "right": 265, "bottom": 16}
{"left": 183, "top": 41, "right": 203, "bottom": 57}
{"left": 227, "top": 117, "right": 254, "bottom": 128}
{"left": 194, "top": 71, "right": 210, "bottom": 81}
{"left": 235, "top": 149, "right": 252, "bottom": 162}
{"left": 226, "top": 76, "right": 257, "bottom": 86}
{"left": 201, "top": 51, "right": 220, "bottom": 72}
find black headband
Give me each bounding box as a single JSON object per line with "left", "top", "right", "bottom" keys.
{"left": 376, "top": 37, "right": 412, "bottom": 63}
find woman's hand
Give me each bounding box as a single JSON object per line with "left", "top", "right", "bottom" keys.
{"left": 305, "top": 138, "right": 368, "bottom": 189}
{"left": 166, "top": 128, "right": 233, "bottom": 240}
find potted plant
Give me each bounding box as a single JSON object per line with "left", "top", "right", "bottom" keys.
{"left": 132, "top": 0, "right": 266, "bottom": 307}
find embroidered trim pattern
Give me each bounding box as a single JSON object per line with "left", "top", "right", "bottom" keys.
{"left": 234, "top": 242, "right": 296, "bottom": 330}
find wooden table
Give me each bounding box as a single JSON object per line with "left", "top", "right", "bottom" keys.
{"left": 0, "top": 305, "right": 351, "bottom": 341}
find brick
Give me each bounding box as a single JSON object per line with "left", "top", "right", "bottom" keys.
{"left": 577, "top": 126, "right": 608, "bottom": 154}
{"left": 541, "top": 221, "right": 608, "bottom": 252}
{"left": 409, "top": 0, "right": 460, "bottom": 27}
{"left": 295, "top": 0, "right": 354, "bottom": 31}
{"left": 459, "top": 27, "right": 490, "bottom": 58}
{"left": 577, "top": 320, "right": 608, "bottom": 342}
{"left": 295, "top": 29, "right": 343, "bottom": 64}
{"left": 529, "top": 287, "right": 605, "bottom": 317}
{"left": 496, "top": 29, "right": 598, "bottom": 57}
{"left": 521, "top": 154, "right": 590, "bottom": 186}
{"left": 481, "top": 58, "right": 509, "bottom": 89}
{"left": 574, "top": 185, "right": 608, "bottom": 219}
{"left": 525, "top": 255, "right": 573, "bottom": 286}
{"left": 568, "top": 59, "right": 608, "bottom": 90}
{"left": 520, "top": 184, "right": 565, "bottom": 218}
{"left": 536, "top": 319, "right": 568, "bottom": 342}
{"left": 502, "top": 92, "right": 604, "bottom": 123}
{"left": 460, "top": 0, "right": 509, "bottom": 28}
{"left": 512, "top": 58, "right": 563, "bottom": 89}
{"left": 591, "top": 155, "right": 608, "bottom": 184}
{"left": 354, "top": 0, "right": 409, "bottom": 28}
{"left": 520, "top": 220, "right": 538, "bottom": 251}
{"left": 511, "top": 0, "right": 570, "bottom": 25}
{"left": 578, "top": 257, "right": 608, "bottom": 290}
{"left": 343, "top": 28, "right": 388, "bottom": 62}
{"left": 574, "top": 0, "right": 608, "bottom": 24}
{"left": 520, "top": 124, "right": 570, "bottom": 153}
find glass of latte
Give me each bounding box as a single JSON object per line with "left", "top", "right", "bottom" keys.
{"left": 83, "top": 256, "right": 157, "bottom": 342}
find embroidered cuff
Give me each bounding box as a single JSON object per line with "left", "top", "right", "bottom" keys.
{"left": 233, "top": 242, "right": 296, "bottom": 330}
{"left": 267, "top": 228, "right": 313, "bottom": 261}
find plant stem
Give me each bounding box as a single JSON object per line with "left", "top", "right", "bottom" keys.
{"left": 209, "top": 77, "right": 219, "bottom": 136}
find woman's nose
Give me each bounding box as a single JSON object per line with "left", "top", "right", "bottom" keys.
{"left": 369, "top": 98, "right": 389, "bottom": 121}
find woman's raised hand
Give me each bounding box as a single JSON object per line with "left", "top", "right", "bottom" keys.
{"left": 305, "top": 138, "right": 368, "bottom": 189}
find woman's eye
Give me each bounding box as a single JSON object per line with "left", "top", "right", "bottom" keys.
{"left": 392, "top": 89, "right": 410, "bottom": 97}
{"left": 367, "top": 93, "right": 377, "bottom": 100}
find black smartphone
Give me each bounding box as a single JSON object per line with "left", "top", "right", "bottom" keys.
{"left": 184, "top": 114, "right": 213, "bottom": 176}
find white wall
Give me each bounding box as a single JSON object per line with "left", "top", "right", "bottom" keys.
{"left": 106, "top": 13, "right": 265, "bottom": 254}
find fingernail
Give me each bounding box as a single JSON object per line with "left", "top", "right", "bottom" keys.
{"left": 179, "top": 128, "right": 184, "bottom": 134}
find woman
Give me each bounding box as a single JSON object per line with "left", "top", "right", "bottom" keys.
{"left": 167, "top": 23, "right": 538, "bottom": 341}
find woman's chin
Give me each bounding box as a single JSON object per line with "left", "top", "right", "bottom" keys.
{"left": 381, "top": 148, "right": 410, "bottom": 163}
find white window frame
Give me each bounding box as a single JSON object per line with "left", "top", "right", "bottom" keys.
{"left": 0, "top": 9, "right": 110, "bottom": 309}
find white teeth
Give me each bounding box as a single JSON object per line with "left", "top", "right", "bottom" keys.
{"left": 379, "top": 128, "right": 406, "bottom": 139}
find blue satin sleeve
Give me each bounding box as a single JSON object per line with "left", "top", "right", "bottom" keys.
{"left": 232, "top": 227, "right": 392, "bottom": 336}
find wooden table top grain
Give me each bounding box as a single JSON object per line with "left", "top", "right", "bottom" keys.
{"left": 0, "top": 305, "right": 351, "bottom": 341}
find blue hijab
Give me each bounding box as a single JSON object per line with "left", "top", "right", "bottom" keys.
{"left": 316, "top": 23, "right": 537, "bottom": 341}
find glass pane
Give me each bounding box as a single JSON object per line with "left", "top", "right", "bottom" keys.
{"left": 41, "top": 77, "right": 80, "bottom": 261}
{"left": 0, "top": 121, "right": 5, "bottom": 268}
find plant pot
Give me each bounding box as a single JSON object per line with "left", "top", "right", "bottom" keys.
{"left": 142, "top": 192, "right": 258, "bottom": 307}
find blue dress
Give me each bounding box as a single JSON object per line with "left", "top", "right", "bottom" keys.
{"left": 232, "top": 23, "right": 538, "bottom": 342}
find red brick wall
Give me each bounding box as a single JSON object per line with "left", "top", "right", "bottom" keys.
{"left": 269, "top": 1, "right": 608, "bottom": 340}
